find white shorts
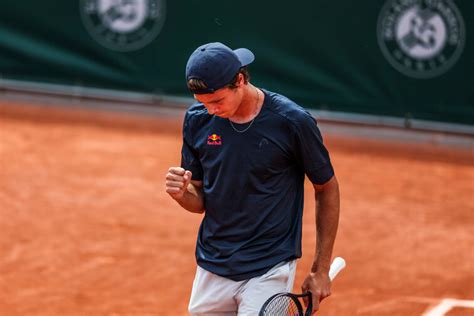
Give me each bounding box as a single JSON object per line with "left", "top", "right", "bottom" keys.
{"left": 188, "top": 260, "right": 297, "bottom": 316}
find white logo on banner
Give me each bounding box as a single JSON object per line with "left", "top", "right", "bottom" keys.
{"left": 377, "top": 0, "right": 465, "bottom": 78}
{"left": 80, "top": 0, "right": 166, "bottom": 52}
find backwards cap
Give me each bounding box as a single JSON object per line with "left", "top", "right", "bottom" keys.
{"left": 185, "top": 42, "right": 255, "bottom": 94}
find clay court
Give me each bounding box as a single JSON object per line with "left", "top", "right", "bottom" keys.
{"left": 1, "top": 100, "right": 473, "bottom": 316}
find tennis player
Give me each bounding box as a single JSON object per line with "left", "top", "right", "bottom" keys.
{"left": 165, "top": 42, "right": 340, "bottom": 315}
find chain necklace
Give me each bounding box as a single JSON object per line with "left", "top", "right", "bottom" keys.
{"left": 229, "top": 86, "right": 260, "bottom": 133}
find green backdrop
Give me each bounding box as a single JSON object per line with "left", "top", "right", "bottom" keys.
{"left": 0, "top": 0, "right": 472, "bottom": 125}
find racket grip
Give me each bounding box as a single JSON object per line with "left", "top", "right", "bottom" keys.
{"left": 329, "top": 257, "right": 346, "bottom": 281}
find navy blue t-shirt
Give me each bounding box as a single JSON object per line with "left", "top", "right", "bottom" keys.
{"left": 181, "top": 89, "right": 334, "bottom": 281}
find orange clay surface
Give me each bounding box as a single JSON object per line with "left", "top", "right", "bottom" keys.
{"left": 1, "top": 100, "right": 473, "bottom": 316}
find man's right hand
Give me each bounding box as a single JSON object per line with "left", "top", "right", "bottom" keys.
{"left": 165, "top": 167, "right": 192, "bottom": 200}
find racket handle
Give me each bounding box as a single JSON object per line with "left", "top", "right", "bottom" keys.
{"left": 329, "top": 257, "right": 346, "bottom": 281}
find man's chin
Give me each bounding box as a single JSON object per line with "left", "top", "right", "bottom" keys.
{"left": 213, "top": 113, "right": 229, "bottom": 118}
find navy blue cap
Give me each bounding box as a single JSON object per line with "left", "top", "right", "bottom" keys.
{"left": 185, "top": 42, "right": 255, "bottom": 94}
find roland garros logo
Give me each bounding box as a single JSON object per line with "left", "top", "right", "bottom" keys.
{"left": 80, "top": 0, "right": 166, "bottom": 52}
{"left": 377, "top": 0, "right": 465, "bottom": 79}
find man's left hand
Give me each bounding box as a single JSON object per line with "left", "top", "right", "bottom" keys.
{"left": 301, "top": 271, "right": 331, "bottom": 314}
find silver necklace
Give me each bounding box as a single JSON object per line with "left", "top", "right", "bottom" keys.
{"left": 229, "top": 87, "right": 260, "bottom": 133}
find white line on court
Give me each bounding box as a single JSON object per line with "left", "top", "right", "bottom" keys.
{"left": 354, "top": 296, "right": 474, "bottom": 315}
{"left": 422, "top": 298, "right": 474, "bottom": 316}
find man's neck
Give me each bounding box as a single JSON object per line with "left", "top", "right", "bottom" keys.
{"left": 229, "top": 85, "right": 262, "bottom": 123}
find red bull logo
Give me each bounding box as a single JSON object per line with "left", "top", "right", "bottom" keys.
{"left": 207, "top": 134, "right": 222, "bottom": 146}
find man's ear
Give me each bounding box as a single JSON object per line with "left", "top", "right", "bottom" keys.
{"left": 237, "top": 73, "right": 246, "bottom": 86}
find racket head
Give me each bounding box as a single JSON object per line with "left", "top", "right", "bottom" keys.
{"left": 259, "top": 292, "right": 312, "bottom": 316}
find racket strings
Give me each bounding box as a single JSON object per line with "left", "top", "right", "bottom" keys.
{"left": 261, "top": 296, "right": 301, "bottom": 315}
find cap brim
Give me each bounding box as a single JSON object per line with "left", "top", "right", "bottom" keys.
{"left": 234, "top": 48, "right": 255, "bottom": 67}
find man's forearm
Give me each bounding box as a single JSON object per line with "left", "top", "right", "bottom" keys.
{"left": 311, "top": 176, "right": 340, "bottom": 274}
{"left": 174, "top": 183, "right": 205, "bottom": 214}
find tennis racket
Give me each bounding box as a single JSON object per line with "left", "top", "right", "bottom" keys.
{"left": 258, "top": 257, "right": 346, "bottom": 316}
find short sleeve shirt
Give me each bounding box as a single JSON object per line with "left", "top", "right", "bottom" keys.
{"left": 181, "top": 89, "right": 334, "bottom": 281}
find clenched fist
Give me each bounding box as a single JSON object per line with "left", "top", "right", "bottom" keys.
{"left": 165, "top": 167, "right": 192, "bottom": 200}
